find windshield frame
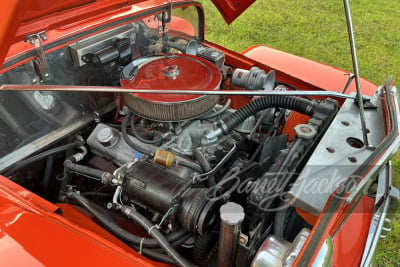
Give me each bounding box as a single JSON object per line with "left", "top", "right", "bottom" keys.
{"left": 0, "top": 1, "right": 205, "bottom": 72}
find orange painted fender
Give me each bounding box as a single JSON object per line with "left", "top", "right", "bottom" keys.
{"left": 242, "top": 45, "right": 377, "bottom": 96}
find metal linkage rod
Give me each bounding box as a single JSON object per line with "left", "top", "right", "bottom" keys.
{"left": 343, "top": 0, "right": 371, "bottom": 148}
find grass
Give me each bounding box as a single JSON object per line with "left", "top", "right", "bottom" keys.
{"left": 198, "top": 0, "right": 400, "bottom": 265}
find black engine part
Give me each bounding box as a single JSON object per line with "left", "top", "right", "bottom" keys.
{"left": 123, "top": 161, "right": 217, "bottom": 235}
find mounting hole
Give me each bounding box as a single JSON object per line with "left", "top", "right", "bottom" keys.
{"left": 348, "top": 156, "right": 357, "bottom": 163}
{"left": 346, "top": 137, "right": 364, "bottom": 149}
{"left": 326, "top": 147, "right": 335, "bottom": 153}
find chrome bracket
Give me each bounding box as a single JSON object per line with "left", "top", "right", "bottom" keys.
{"left": 25, "top": 31, "right": 50, "bottom": 82}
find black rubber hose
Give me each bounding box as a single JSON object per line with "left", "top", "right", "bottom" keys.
{"left": 193, "top": 149, "right": 211, "bottom": 173}
{"left": 122, "top": 112, "right": 155, "bottom": 155}
{"left": 192, "top": 230, "right": 219, "bottom": 267}
{"left": 273, "top": 206, "right": 288, "bottom": 239}
{"left": 130, "top": 233, "right": 191, "bottom": 264}
{"left": 135, "top": 247, "right": 176, "bottom": 264}
{"left": 59, "top": 140, "right": 76, "bottom": 199}
{"left": 193, "top": 148, "right": 215, "bottom": 185}
{"left": 4, "top": 142, "right": 82, "bottom": 175}
{"left": 64, "top": 159, "right": 111, "bottom": 181}
{"left": 222, "top": 96, "right": 315, "bottom": 133}
{"left": 177, "top": 157, "right": 204, "bottom": 173}
{"left": 170, "top": 233, "right": 191, "bottom": 248}
{"left": 121, "top": 205, "right": 193, "bottom": 267}
{"left": 130, "top": 116, "right": 163, "bottom": 144}
{"left": 66, "top": 193, "right": 187, "bottom": 248}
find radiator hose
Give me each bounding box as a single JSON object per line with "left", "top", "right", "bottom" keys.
{"left": 192, "top": 229, "right": 219, "bottom": 267}
{"left": 224, "top": 95, "right": 315, "bottom": 133}
{"left": 204, "top": 96, "right": 316, "bottom": 143}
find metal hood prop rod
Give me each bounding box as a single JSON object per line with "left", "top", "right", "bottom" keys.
{"left": 343, "top": 0, "right": 372, "bottom": 149}
{"left": 0, "top": 84, "right": 355, "bottom": 99}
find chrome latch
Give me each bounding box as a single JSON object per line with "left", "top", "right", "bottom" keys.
{"left": 25, "top": 31, "right": 49, "bottom": 82}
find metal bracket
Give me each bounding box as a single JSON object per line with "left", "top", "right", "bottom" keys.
{"left": 25, "top": 31, "right": 49, "bottom": 82}
{"left": 341, "top": 73, "right": 355, "bottom": 94}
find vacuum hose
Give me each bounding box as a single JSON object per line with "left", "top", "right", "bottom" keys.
{"left": 64, "top": 157, "right": 113, "bottom": 182}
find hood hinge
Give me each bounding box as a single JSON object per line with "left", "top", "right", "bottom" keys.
{"left": 25, "top": 31, "right": 50, "bottom": 82}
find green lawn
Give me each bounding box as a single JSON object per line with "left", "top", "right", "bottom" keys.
{"left": 198, "top": 0, "right": 400, "bottom": 265}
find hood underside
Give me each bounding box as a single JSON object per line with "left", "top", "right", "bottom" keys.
{"left": 210, "top": 0, "right": 255, "bottom": 24}
{"left": 0, "top": 0, "right": 139, "bottom": 68}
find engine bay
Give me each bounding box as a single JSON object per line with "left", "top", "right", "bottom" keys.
{"left": 0, "top": 5, "right": 383, "bottom": 266}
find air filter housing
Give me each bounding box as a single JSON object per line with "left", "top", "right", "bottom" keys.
{"left": 120, "top": 54, "right": 221, "bottom": 121}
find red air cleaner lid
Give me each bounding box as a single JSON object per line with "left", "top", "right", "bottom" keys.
{"left": 121, "top": 54, "right": 221, "bottom": 121}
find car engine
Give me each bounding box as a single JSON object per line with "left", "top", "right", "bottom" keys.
{"left": 0, "top": 14, "right": 341, "bottom": 267}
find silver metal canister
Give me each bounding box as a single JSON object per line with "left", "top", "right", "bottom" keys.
{"left": 218, "top": 202, "right": 245, "bottom": 267}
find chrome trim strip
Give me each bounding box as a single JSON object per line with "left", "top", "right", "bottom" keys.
{"left": 360, "top": 161, "right": 399, "bottom": 266}
{"left": 312, "top": 236, "right": 333, "bottom": 267}
{"left": 360, "top": 86, "right": 400, "bottom": 266}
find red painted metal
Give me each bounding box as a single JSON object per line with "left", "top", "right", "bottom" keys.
{"left": 57, "top": 204, "right": 172, "bottom": 267}
{"left": 210, "top": 0, "right": 256, "bottom": 24}
{"left": 0, "top": 0, "right": 26, "bottom": 69}
{"left": 295, "top": 207, "right": 318, "bottom": 226}
{"left": 0, "top": 1, "right": 203, "bottom": 71}
{"left": 242, "top": 45, "right": 377, "bottom": 96}
{"left": 0, "top": 1, "right": 386, "bottom": 265}
{"left": 0, "top": 175, "right": 170, "bottom": 267}
{"left": 3, "top": 0, "right": 143, "bottom": 41}
{"left": 0, "top": 174, "right": 59, "bottom": 214}
{"left": 292, "top": 91, "right": 394, "bottom": 265}
{"left": 121, "top": 54, "right": 221, "bottom": 102}
{"left": 331, "top": 197, "right": 374, "bottom": 267}
{"left": 292, "top": 194, "right": 375, "bottom": 266}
